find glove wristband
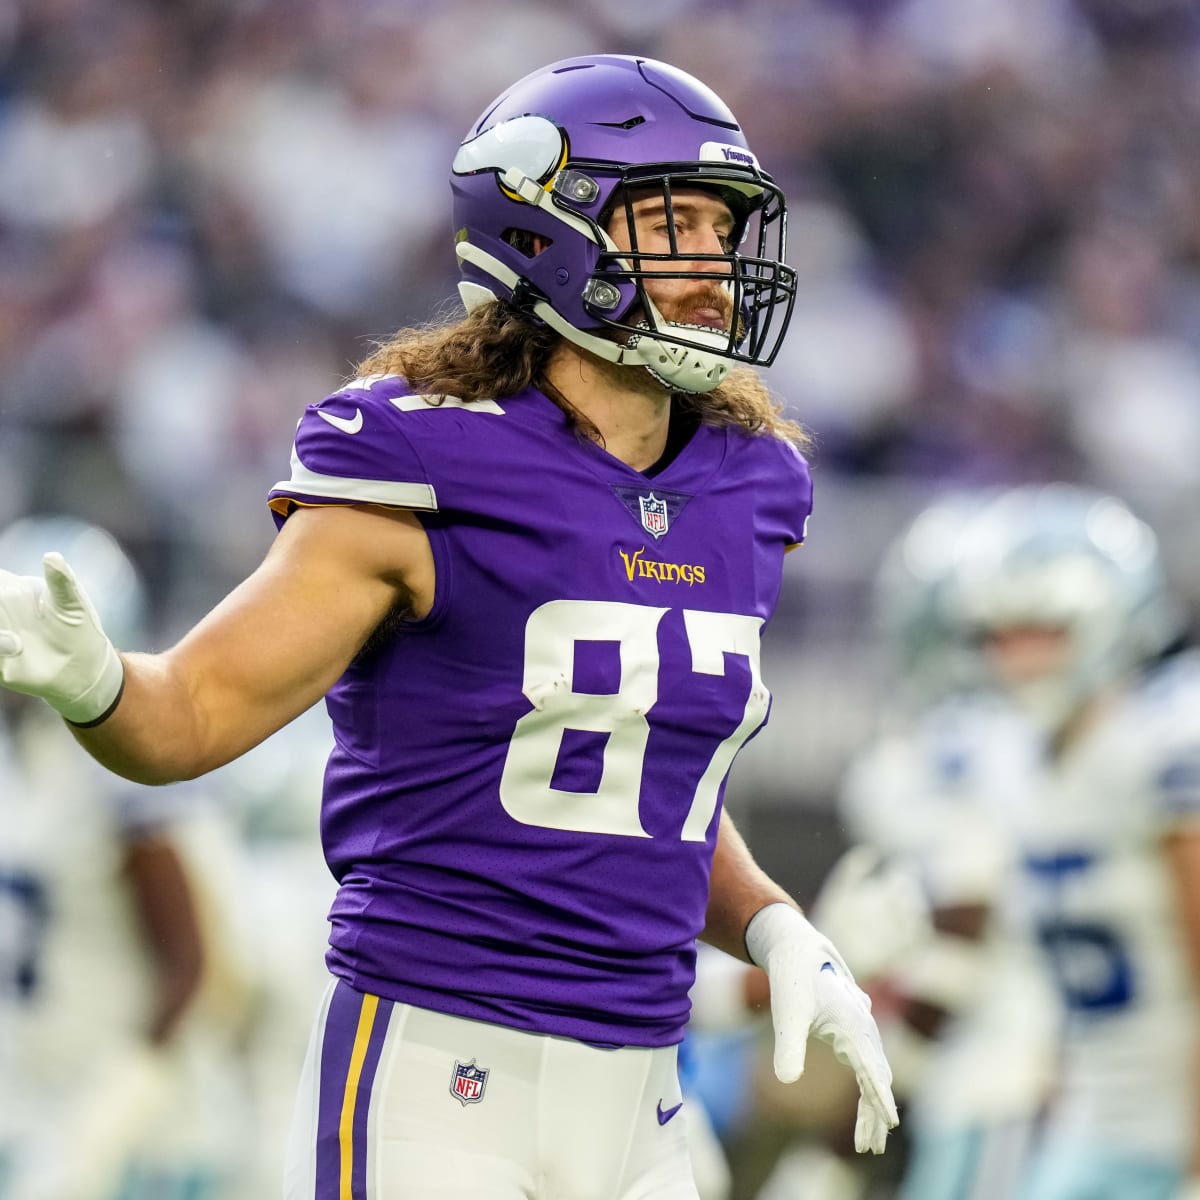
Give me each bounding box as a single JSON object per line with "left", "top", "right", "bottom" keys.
{"left": 57, "top": 643, "right": 125, "bottom": 726}
{"left": 745, "top": 902, "right": 814, "bottom": 969}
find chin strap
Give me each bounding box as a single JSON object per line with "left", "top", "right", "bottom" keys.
{"left": 456, "top": 232, "right": 731, "bottom": 395}
{"left": 626, "top": 306, "right": 733, "bottom": 393}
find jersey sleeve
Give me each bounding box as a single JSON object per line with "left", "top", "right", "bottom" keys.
{"left": 266, "top": 376, "right": 439, "bottom": 525}
{"left": 1142, "top": 656, "right": 1200, "bottom": 832}
{"left": 1152, "top": 731, "right": 1200, "bottom": 832}
{"left": 774, "top": 437, "right": 814, "bottom": 549}
{"left": 1156, "top": 749, "right": 1200, "bottom": 828}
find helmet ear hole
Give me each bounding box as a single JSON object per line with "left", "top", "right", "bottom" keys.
{"left": 503, "top": 229, "right": 552, "bottom": 259}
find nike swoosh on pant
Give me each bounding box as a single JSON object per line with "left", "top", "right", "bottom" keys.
{"left": 656, "top": 1100, "right": 683, "bottom": 1126}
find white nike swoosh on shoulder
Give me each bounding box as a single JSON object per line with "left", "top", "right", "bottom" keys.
{"left": 318, "top": 408, "right": 364, "bottom": 435}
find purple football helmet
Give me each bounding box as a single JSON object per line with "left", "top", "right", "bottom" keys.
{"left": 451, "top": 55, "right": 796, "bottom": 393}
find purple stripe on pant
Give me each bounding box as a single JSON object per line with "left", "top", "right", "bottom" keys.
{"left": 315, "top": 980, "right": 394, "bottom": 1198}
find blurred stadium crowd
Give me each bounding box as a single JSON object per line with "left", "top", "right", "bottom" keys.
{"left": 3, "top": 0, "right": 1199, "bottom": 798}
{"left": 2, "top": 1, "right": 1200, "bottom": 1197}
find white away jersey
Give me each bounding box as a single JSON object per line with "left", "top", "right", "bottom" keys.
{"left": 1010, "top": 651, "right": 1200, "bottom": 1158}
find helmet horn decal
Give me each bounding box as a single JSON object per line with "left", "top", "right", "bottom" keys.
{"left": 452, "top": 115, "right": 570, "bottom": 199}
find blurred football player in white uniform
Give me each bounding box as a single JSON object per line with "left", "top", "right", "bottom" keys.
{"left": 210, "top": 702, "right": 338, "bottom": 1200}
{"left": 783, "top": 493, "right": 1061, "bottom": 1200}
{"left": 946, "top": 484, "right": 1200, "bottom": 1200}
{"left": 0, "top": 517, "right": 255, "bottom": 1200}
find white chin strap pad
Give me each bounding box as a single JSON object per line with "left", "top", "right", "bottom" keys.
{"left": 628, "top": 323, "right": 732, "bottom": 394}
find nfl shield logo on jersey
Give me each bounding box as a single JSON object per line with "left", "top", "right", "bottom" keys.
{"left": 450, "top": 1058, "right": 489, "bottom": 1106}
{"left": 639, "top": 493, "right": 669, "bottom": 539}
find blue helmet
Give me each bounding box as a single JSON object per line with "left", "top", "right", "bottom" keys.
{"left": 873, "top": 489, "right": 1000, "bottom": 705}
{"left": 450, "top": 55, "right": 796, "bottom": 393}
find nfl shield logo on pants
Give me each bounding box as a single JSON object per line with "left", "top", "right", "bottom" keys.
{"left": 639, "top": 492, "right": 669, "bottom": 539}
{"left": 450, "top": 1058, "right": 489, "bottom": 1106}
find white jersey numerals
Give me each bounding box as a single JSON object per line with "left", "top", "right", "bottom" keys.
{"left": 679, "top": 609, "right": 770, "bottom": 840}
{"left": 499, "top": 599, "right": 767, "bottom": 839}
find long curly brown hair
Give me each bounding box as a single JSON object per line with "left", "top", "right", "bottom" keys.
{"left": 354, "top": 302, "right": 812, "bottom": 451}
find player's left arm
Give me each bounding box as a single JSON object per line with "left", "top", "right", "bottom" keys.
{"left": 31, "top": 829, "right": 209, "bottom": 1200}
{"left": 702, "top": 809, "right": 899, "bottom": 1154}
{"left": 1162, "top": 822, "right": 1200, "bottom": 1186}
{"left": 123, "top": 830, "right": 206, "bottom": 1044}
{"left": 0, "top": 502, "right": 430, "bottom": 783}
{"left": 701, "top": 808, "right": 792, "bottom": 958}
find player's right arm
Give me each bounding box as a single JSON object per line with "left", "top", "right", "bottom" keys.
{"left": 0, "top": 502, "right": 434, "bottom": 785}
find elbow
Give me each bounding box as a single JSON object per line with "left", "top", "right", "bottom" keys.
{"left": 79, "top": 745, "right": 206, "bottom": 788}
{"left": 139, "top": 758, "right": 210, "bottom": 787}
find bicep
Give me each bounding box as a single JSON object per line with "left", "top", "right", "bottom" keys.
{"left": 175, "top": 504, "right": 430, "bottom": 757}
{"left": 79, "top": 504, "right": 431, "bottom": 782}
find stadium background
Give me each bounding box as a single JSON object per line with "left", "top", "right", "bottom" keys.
{"left": 1, "top": 0, "right": 1199, "bottom": 1193}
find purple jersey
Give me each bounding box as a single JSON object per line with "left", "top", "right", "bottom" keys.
{"left": 267, "top": 374, "right": 811, "bottom": 1047}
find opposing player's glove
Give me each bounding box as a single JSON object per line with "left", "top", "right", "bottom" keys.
{"left": 746, "top": 901, "right": 899, "bottom": 1154}
{"left": 0, "top": 553, "right": 124, "bottom": 724}
{"left": 810, "top": 845, "right": 932, "bottom": 982}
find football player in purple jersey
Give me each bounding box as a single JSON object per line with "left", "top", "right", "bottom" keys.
{"left": 0, "top": 55, "right": 897, "bottom": 1199}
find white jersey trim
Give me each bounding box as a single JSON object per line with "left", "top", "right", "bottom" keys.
{"left": 388, "top": 394, "right": 505, "bottom": 414}
{"left": 272, "top": 445, "right": 438, "bottom": 511}
{"left": 339, "top": 374, "right": 505, "bottom": 414}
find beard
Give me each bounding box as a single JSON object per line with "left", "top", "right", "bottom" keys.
{"left": 654, "top": 284, "right": 735, "bottom": 332}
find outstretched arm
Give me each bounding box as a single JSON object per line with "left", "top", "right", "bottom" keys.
{"left": 1164, "top": 825, "right": 1200, "bottom": 1194}
{"left": 0, "top": 504, "right": 434, "bottom": 784}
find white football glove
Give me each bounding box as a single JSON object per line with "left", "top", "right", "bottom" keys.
{"left": 0, "top": 552, "right": 124, "bottom": 725}
{"left": 746, "top": 902, "right": 899, "bottom": 1154}
{"left": 810, "top": 845, "right": 932, "bottom": 982}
